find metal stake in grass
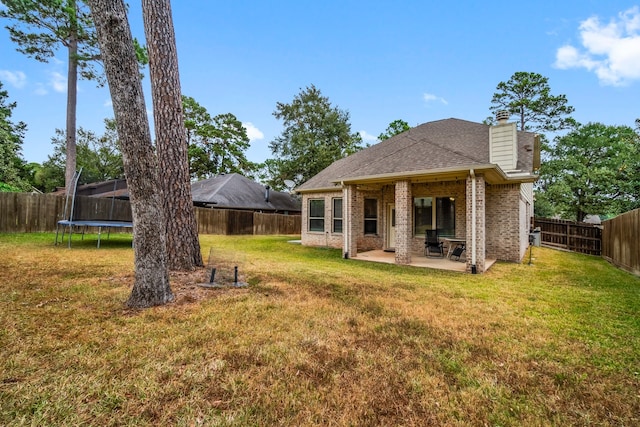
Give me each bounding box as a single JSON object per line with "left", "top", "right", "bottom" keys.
{"left": 233, "top": 265, "right": 248, "bottom": 288}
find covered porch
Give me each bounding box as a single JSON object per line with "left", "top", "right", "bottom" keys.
{"left": 341, "top": 170, "right": 489, "bottom": 273}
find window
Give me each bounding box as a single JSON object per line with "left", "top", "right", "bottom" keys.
{"left": 364, "top": 198, "right": 378, "bottom": 234}
{"left": 436, "top": 197, "right": 456, "bottom": 236}
{"left": 308, "top": 199, "right": 325, "bottom": 232}
{"left": 332, "top": 198, "right": 343, "bottom": 233}
{"left": 414, "top": 197, "right": 455, "bottom": 236}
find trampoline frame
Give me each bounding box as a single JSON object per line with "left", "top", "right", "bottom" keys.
{"left": 55, "top": 169, "right": 133, "bottom": 248}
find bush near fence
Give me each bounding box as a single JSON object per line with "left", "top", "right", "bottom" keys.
{"left": 0, "top": 192, "right": 300, "bottom": 236}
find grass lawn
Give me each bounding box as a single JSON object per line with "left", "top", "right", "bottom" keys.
{"left": 1, "top": 233, "right": 639, "bottom": 426}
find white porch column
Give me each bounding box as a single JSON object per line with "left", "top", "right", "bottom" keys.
{"left": 466, "top": 172, "right": 486, "bottom": 273}
{"left": 343, "top": 184, "right": 358, "bottom": 259}
{"left": 395, "top": 180, "right": 412, "bottom": 265}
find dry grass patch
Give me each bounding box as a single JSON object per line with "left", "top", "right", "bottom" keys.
{"left": 1, "top": 233, "right": 639, "bottom": 425}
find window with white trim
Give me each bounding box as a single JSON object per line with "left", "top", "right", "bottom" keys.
{"left": 308, "top": 199, "right": 325, "bottom": 232}
{"left": 332, "top": 198, "right": 343, "bottom": 233}
{"left": 364, "top": 198, "right": 378, "bottom": 234}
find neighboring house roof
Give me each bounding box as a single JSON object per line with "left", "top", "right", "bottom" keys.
{"left": 51, "top": 178, "right": 128, "bottom": 198}
{"left": 296, "top": 118, "right": 538, "bottom": 192}
{"left": 191, "top": 173, "right": 301, "bottom": 212}
{"left": 52, "top": 173, "right": 301, "bottom": 213}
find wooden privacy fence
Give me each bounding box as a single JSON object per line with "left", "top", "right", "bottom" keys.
{"left": 0, "top": 192, "right": 300, "bottom": 236}
{"left": 533, "top": 217, "right": 602, "bottom": 256}
{"left": 0, "top": 192, "right": 66, "bottom": 232}
{"left": 602, "top": 208, "right": 640, "bottom": 276}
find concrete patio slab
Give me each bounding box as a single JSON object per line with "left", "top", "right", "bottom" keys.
{"left": 353, "top": 250, "right": 496, "bottom": 273}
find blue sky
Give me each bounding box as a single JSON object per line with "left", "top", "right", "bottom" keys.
{"left": 1, "top": 1, "right": 639, "bottom": 166}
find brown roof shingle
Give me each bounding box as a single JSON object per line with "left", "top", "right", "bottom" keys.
{"left": 297, "top": 118, "right": 536, "bottom": 191}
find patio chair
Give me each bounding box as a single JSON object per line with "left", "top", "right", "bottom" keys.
{"left": 424, "top": 230, "right": 444, "bottom": 257}
{"left": 450, "top": 243, "right": 465, "bottom": 261}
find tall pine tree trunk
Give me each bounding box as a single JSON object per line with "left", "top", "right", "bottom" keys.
{"left": 142, "top": 0, "right": 203, "bottom": 270}
{"left": 64, "top": 0, "right": 78, "bottom": 190}
{"left": 87, "top": 0, "right": 173, "bottom": 308}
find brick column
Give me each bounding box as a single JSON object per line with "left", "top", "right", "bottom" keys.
{"left": 395, "top": 180, "right": 412, "bottom": 265}
{"left": 466, "top": 173, "right": 486, "bottom": 273}
{"left": 343, "top": 185, "right": 358, "bottom": 259}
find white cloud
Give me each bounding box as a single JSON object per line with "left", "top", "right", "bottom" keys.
{"left": 0, "top": 70, "right": 27, "bottom": 88}
{"left": 49, "top": 71, "right": 66, "bottom": 92}
{"left": 555, "top": 6, "right": 640, "bottom": 86}
{"left": 423, "top": 92, "right": 448, "bottom": 105}
{"left": 34, "top": 83, "right": 48, "bottom": 96}
{"left": 359, "top": 130, "right": 377, "bottom": 142}
{"left": 103, "top": 98, "right": 113, "bottom": 107}
{"left": 243, "top": 122, "right": 264, "bottom": 141}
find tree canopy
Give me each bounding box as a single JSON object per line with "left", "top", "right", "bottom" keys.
{"left": 490, "top": 71, "right": 575, "bottom": 133}
{"left": 0, "top": 81, "right": 29, "bottom": 191}
{"left": 35, "top": 119, "right": 123, "bottom": 192}
{"left": 537, "top": 122, "right": 640, "bottom": 221}
{"left": 183, "top": 96, "right": 255, "bottom": 180}
{"left": 1, "top": 0, "right": 101, "bottom": 189}
{"left": 378, "top": 119, "right": 410, "bottom": 141}
{"left": 268, "top": 85, "right": 363, "bottom": 189}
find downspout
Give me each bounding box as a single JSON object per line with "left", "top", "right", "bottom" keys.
{"left": 342, "top": 181, "right": 349, "bottom": 259}
{"left": 470, "top": 169, "right": 477, "bottom": 274}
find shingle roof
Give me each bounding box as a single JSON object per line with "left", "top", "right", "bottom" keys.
{"left": 191, "top": 173, "right": 301, "bottom": 212}
{"left": 296, "top": 118, "right": 537, "bottom": 191}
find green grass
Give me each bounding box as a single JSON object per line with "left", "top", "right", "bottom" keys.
{"left": 1, "top": 233, "right": 639, "bottom": 426}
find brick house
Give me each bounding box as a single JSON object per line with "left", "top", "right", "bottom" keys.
{"left": 295, "top": 116, "right": 540, "bottom": 273}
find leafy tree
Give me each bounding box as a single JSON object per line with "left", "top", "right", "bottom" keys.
{"left": 269, "top": 84, "right": 363, "bottom": 188}
{"left": 254, "top": 158, "right": 288, "bottom": 191}
{"left": 490, "top": 72, "right": 576, "bottom": 133}
{"left": 539, "top": 122, "right": 640, "bottom": 221}
{"left": 183, "top": 96, "right": 256, "bottom": 180}
{"left": 88, "top": 0, "right": 172, "bottom": 307}
{"left": 378, "top": 119, "right": 410, "bottom": 141}
{"left": 36, "top": 119, "right": 123, "bottom": 192}
{"left": 532, "top": 194, "right": 556, "bottom": 218}
{"left": 1, "top": 0, "right": 100, "bottom": 190}
{"left": 142, "top": 0, "right": 202, "bottom": 271}
{"left": 33, "top": 156, "right": 64, "bottom": 193}
{"left": 0, "top": 81, "right": 30, "bottom": 191}
{"left": 1, "top": 1, "right": 146, "bottom": 190}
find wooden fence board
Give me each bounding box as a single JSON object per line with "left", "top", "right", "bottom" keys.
{"left": 194, "top": 208, "right": 228, "bottom": 235}
{"left": 533, "top": 217, "right": 602, "bottom": 256}
{"left": 602, "top": 208, "right": 640, "bottom": 276}
{"left": 1, "top": 192, "right": 301, "bottom": 236}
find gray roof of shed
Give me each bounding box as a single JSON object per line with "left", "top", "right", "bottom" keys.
{"left": 296, "top": 118, "right": 537, "bottom": 192}
{"left": 191, "top": 173, "right": 301, "bottom": 212}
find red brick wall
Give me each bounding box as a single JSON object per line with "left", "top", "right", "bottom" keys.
{"left": 485, "top": 183, "right": 522, "bottom": 262}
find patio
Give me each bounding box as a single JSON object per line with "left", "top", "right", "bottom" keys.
{"left": 354, "top": 250, "right": 497, "bottom": 273}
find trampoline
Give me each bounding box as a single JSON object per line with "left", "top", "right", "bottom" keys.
{"left": 55, "top": 169, "right": 133, "bottom": 248}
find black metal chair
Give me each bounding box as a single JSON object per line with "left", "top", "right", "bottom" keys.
{"left": 424, "top": 230, "right": 444, "bottom": 257}
{"left": 450, "top": 243, "right": 466, "bottom": 261}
